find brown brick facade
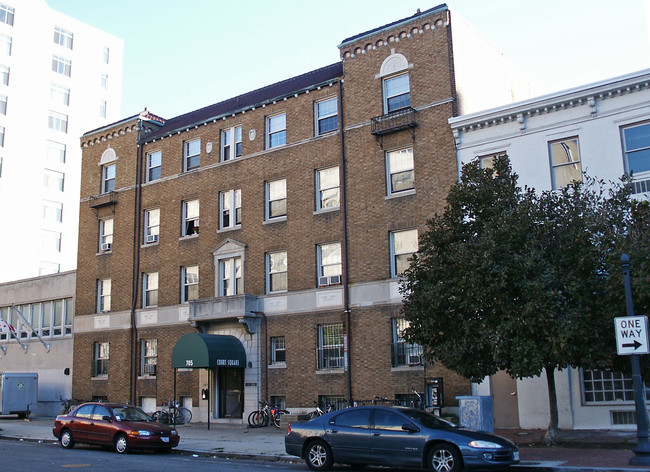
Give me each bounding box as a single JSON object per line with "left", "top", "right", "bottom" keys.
{"left": 73, "top": 6, "right": 471, "bottom": 418}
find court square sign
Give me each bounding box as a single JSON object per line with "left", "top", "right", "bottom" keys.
{"left": 615, "top": 315, "right": 650, "bottom": 355}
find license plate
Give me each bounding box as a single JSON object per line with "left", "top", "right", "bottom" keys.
{"left": 161, "top": 437, "right": 169, "bottom": 443}
{"left": 513, "top": 451, "right": 520, "bottom": 461}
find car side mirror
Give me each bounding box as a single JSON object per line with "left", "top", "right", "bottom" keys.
{"left": 102, "top": 415, "right": 112, "bottom": 422}
{"left": 402, "top": 423, "right": 419, "bottom": 433}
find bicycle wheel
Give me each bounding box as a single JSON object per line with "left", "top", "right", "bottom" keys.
{"left": 157, "top": 411, "right": 170, "bottom": 424}
{"left": 271, "top": 412, "right": 281, "bottom": 428}
{"left": 174, "top": 407, "right": 192, "bottom": 425}
{"left": 247, "top": 409, "right": 265, "bottom": 428}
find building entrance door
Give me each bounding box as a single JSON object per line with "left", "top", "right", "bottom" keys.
{"left": 491, "top": 370, "right": 519, "bottom": 428}
{"left": 218, "top": 367, "right": 243, "bottom": 418}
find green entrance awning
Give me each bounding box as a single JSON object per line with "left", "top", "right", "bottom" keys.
{"left": 171, "top": 333, "right": 246, "bottom": 369}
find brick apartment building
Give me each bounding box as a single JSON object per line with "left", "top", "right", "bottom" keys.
{"left": 73, "top": 4, "right": 528, "bottom": 421}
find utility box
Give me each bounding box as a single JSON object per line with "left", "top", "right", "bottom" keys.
{"left": 456, "top": 395, "right": 494, "bottom": 432}
{"left": 0, "top": 373, "right": 38, "bottom": 417}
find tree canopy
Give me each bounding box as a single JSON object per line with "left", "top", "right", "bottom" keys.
{"left": 400, "top": 155, "right": 650, "bottom": 442}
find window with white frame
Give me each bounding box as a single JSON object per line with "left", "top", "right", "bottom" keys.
{"left": 101, "top": 163, "right": 115, "bottom": 193}
{"left": 184, "top": 138, "right": 200, "bottom": 171}
{"left": 144, "top": 208, "right": 159, "bottom": 244}
{"left": 99, "top": 218, "right": 113, "bottom": 252}
{"left": 47, "top": 141, "right": 66, "bottom": 163}
{"left": 317, "top": 242, "right": 341, "bottom": 286}
{"left": 99, "top": 100, "right": 106, "bottom": 118}
{"left": 97, "top": 279, "right": 111, "bottom": 313}
{"left": 0, "top": 4, "right": 13, "bottom": 26}
{"left": 142, "top": 272, "right": 158, "bottom": 308}
{"left": 181, "top": 199, "right": 199, "bottom": 236}
{"left": 0, "top": 65, "right": 8, "bottom": 86}
{"left": 386, "top": 147, "right": 414, "bottom": 195}
{"left": 52, "top": 55, "right": 71, "bottom": 77}
{"left": 266, "top": 251, "right": 287, "bottom": 293}
{"left": 146, "top": 150, "right": 161, "bottom": 182}
{"left": 100, "top": 73, "right": 108, "bottom": 90}
{"left": 93, "top": 341, "right": 109, "bottom": 376}
{"left": 317, "top": 323, "right": 344, "bottom": 370}
{"left": 40, "top": 230, "right": 61, "bottom": 253}
{"left": 270, "top": 336, "right": 286, "bottom": 365}
{"left": 39, "top": 262, "right": 60, "bottom": 277}
{"left": 181, "top": 265, "right": 199, "bottom": 302}
{"left": 0, "top": 94, "right": 6, "bottom": 115}
{"left": 622, "top": 122, "right": 650, "bottom": 177}
{"left": 43, "top": 200, "right": 63, "bottom": 223}
{"left": 0, "top": 126, "right": 4, "bottom": 146}
{"left": 0, "top": 34, "right": 10, "bottom": 56}
{"left": 478, "top": 152, "right": 506, "bottom": 170}
{"left": 390, "top": 229, "right": 418, "bottom": 277}
{"left": 581, "top": 369, "right": 650, "bottom": 403}
{"left": 140, "top": 339, "right": 157, "bottom": 376}
{"left": 43, "top": 169, "right": 64, "bottom": 192}
{"left": 54, "top": 26, "right": 73, "bottom": 49}
{"left": 315, "top": 97, "right": 338, "bottom": 136}
{"left": 315, "top": 166, "right": 340, "bottom": 211}
{"left": 383, "top": 73, "right": 410, "bottom": 113}
{"left": 266, "top": 113, "right": 286, "bottom": 148}
{"left": 549, "top": 137, "right": 582, "bottom": 189}
{"left": 265, "top": 179, "right": 286, "bottom": 220}
{"left": 221, "top": 126, "right": 242, "bottom": 161}
{"left": 102, "top": 46, "right": 109, "bottom": 64}
{"left": 219, "top": 189, "right": 241, "bottom": 230}
{"left": 48, "top": 111, "right": 68, "bottom": 133}
{"left": 219, "top": 257, "right": 242, "bottom": 296}
{"left": 50, "top": 84, "right": 70, "bottom": 107}
{"left": 391, "top": 318, "right": 423, "bottom": 367}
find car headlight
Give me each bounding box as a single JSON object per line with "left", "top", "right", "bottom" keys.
{"left": 469, "top": 440, "right": 502, "bottom": 449}
{"left": 170, "top": 430, "right": 178, "bottom": 436}
{"left": 136, "top": 430, "right": 152, "bottom": 436}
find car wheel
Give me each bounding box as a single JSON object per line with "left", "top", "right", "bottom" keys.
{"left": 305, "top": 439, "right": 333, "bottom": 471}
{"left": 428, "top": 444, "right": 461, "bottom": 472}
{"left": 114, "top": 434, "right": 129, "bottom": 454}
{"left": 59, "top": 429, "right": 74, "bottom": 449}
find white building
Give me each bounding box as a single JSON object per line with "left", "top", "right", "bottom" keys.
{"left": 0, "top": 0, "right": 123, "bottom": 283}
{"left": 449, "top": 69, "right": 650, "bottom": 430}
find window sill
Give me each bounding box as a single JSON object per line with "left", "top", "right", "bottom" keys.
{"left": 391, "top": 364, "right": 424, "bottom": 372}
{"left": 314, "top": 207, "right": 340, "bottom": 216}
{"left": 179, "top": 234, "right": 199, "bottom": 241}
{"left": 141, "top": 242, "right": 159, "bottom": 248}
{"left": 264, "top": 216, "right": 287, "bottom": 225}
{"left": 217, "top": 225, "right": 241, "bottom": 234}
{"left": 137, "top": 375, "right": 157, "bottom": 379}
{"left": 385, "top": 189, "right": 416, "bottom": 200}
{"left": 316, "top": 368, "right": 345, "bottom": 374}
{"left": 96, "top": 251, "right": 112, "bottom": 256}
{"left": 268, "top": 363, "right": 287, "bottom": 369}
{"left": 91, "top": 375, "right": 108, "bottom": 380}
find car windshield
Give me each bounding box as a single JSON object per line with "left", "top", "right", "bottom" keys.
{"left": 405, "top": 409, "right": 457, "bottom": 429}
{"left": 112, "top": 406, "right": 153, "bottom": 422}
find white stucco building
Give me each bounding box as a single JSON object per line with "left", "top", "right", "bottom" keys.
{"left": 449, "top": 68, "right": 650, "bottom": 430}
{"left": 0, "top": 0, "right": 123, "bottom": 283}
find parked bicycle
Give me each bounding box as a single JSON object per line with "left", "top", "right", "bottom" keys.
{"left": 307, "top": 401, "right": 335, "bottom": 419}
{"left": 247, "top": 400, "right": 290, "bottom": 428}
{"left": 59, "top": 396, "right": 83, "bottom": 414}
{"left": 152, "top": 399, "right": 192, "bottom": 425}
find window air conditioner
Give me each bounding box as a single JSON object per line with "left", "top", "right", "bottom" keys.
{"left": 146, "top": 234, "right": 158, "bottom": 244}
{"left": 319, "top": 275, "right": 342, "bottom": 287}
{"left": 408, "top": 355, "right": 422, "bottom": 365}
{"left": 318, "top": 276, "right": 329, "bottom": 287}
{"left": 329, "top": 275, "right": 341, "bottom": 285}
{"left": 100, "top": 242, "right": 112, "bottom": 252}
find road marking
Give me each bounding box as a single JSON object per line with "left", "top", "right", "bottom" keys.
{"left": 61, "top": 464, "right": 91, "bottom": 468}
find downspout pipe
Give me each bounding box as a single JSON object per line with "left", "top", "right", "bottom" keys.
{"left": 338, "top": 79, "right": 353, "bottom": 406}
{"left": 129, "top": 119, "right": 145, "bottom": 403}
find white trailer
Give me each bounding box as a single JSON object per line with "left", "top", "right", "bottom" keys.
{"left": 0, "top": 373, "right": 38, "bottom": 417}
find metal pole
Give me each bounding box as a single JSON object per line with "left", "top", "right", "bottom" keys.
{"left": 621, "top": 254, "right": 650, "bottom": 466}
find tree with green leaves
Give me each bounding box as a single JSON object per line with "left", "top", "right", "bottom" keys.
{"left": 401, "top": 155, "right": 649, "bottom": 444}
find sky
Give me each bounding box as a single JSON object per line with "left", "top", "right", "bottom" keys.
{"left": 47, "top": 0, "right": 650, "bottom": 120}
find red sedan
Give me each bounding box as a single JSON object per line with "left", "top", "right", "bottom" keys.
{"left": 53, "top": 402, "right": 180, "bottom": 454}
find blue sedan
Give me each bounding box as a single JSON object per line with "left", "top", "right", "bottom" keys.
{"left": 285, "top": 406, "right": 519, "bottom": 471}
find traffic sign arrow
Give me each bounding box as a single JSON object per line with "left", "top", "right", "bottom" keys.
{"left": 622, "top": 340, "right": 643, "bottom": 350}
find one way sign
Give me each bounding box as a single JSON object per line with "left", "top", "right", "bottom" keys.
{"left": 615, "top": 315, "right": 650, "bottom": 355}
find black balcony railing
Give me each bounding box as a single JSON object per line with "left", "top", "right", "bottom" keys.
{"left": 88, "top": 191, "right": 117, "bottom": 208}
{"left": 371, "top": 107, "right": 417, "bottom": 136}
{"left": 391, "top": 341, "right": 423, "bottom": 367}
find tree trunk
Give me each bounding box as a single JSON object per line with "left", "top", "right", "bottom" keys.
{"left": 543, "top": 365, "right": 559, "bottom": 446}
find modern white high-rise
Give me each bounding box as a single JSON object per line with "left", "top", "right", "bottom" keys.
{"left": 0, "top": 0, "right": 123, "bottom": 282}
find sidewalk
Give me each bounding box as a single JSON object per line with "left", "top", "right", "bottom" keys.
{"left": 1, "top": 416, "right": 649, "bottom": 471}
